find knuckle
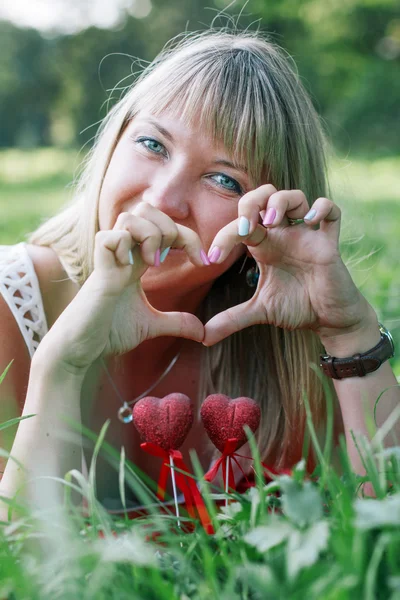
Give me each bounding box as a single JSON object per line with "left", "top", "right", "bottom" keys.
{"left": 114, "top": 211, "right": 131, "bottom": 227}
{"left": 119, "top": 230, "right": 131, "bottom": 242}
{"left": 95, "top": 230, "right": 108, "bottom": 243}
{"left": 269, "top": 190, "right": 288, "bottom": 203}
{"left": 260, "top": 183, "right": 278, "bottom": 194}
{"left": 133, "top": 202, "right": 148, "bottom": 217}
{"left": 292, "top": 189, "right": 307, "bottom": 199}
{"left": 163, "top": 226, "right": 179, "bottom": 244}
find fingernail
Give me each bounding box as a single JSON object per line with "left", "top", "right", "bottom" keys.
{"left": 154, "top": 248, "right": 161, "bottom": 267}
{"left": 128, "top": 249, "right": 134, "bottom": 265}
{"left": 208, "top": 246, "right": 221, "bottom": 264}
{"left": 263, "top": 207, "right": 276, "bottom": 226}
{"left": 200, "top": 249, "right": 211, "bottom": 265}
{"left": 238, "top": 216, "right": 250, "bottom": 236}
{"left": 304, "top": 208, "right": 317, "bottom": 221}
{"left": 160, "top": 247, "right": 171, "bottom": 263}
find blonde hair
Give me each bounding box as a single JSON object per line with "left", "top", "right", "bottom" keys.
{"left": 29, "top": 29, "right": 338, "bottom": 471}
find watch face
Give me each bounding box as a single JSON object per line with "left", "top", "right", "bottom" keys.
{"left": 379, "top": 323, "right": 395, "bottom": 357}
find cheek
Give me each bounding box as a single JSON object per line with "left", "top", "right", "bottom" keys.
{"left": 202, "top": 205, "right": 238, "bottom": 239}
{"left": 98, "top": 158, "right": 147, "bottom": 230}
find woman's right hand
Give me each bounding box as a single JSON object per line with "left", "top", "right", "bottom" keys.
{"left": 35, "top": 203, "right": 207, "bottom": 373}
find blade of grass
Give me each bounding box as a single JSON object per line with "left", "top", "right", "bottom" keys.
{"left": 244, "top": 425, "right": 265, "bottom": 522}
{"left": 309, "top": 363, "right": 334, "bottom": 467}
{"left": 0, "top": 414, "right": 36, "bottom": 432}
{"left": 87, "top": 420, "right": 113, "bottom": 537}
{"left": 351, "top": 431, "right": 383, "bottom": 497}
{"left": 118, "top": 445, "right": 128, "bottom": 524}
{"left": 190, "top": 449, "right": 218, "bottom": 527}
{"left": 302, "top": 389, "right": 326, "bottom": 471}
{"left": 364, "top": 533, "right": 391, "bottom": 600}
{"left": 0, "top": 360, "right": 13, "bottom": 386}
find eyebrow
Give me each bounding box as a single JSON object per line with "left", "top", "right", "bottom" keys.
{"left": 139, "top": 117, "right": 248, "bottom": 175}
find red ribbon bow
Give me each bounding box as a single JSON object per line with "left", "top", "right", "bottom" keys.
{"left": 204, "top": 438, "right": 252, "bottom": 492}
{"left": 141, "top": 442, "right": 214, "bottom": 534}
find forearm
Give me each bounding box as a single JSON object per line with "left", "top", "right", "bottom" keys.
{"left": 0, "top": 354, "right": 86, "bottom": 520}
{"left": 320, "top": 311, "right": 400, "bottom": 477}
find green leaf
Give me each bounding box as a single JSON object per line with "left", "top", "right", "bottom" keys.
{"left": 280, "top": 478, "right": 323, "bottom": 526}
{"left": 94, "top": 531, "right": 156, "bottom": 566}
{"left": 354, "top": 493, "right": 400, "bottom": 529}
{"left": 374, "top": 446, "right": 400, "bottom": 460}
{"left": 244, "top": 519, "right": 293, "bottom": 553}
{"left": 218, "top": 501, "right": 243, "bottom": 520}
{"left": 287, "top": 520, "right": 330, "bottom": 580}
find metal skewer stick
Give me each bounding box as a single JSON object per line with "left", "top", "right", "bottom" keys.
{"left": 169, "top": 455, "right": 181, "bottom": 529}
{"left": 225, "top": 456, "right": 230, "bottom": 508}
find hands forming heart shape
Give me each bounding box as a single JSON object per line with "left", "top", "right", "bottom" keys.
{"left": 201, "top": 185, "right": 373, "bottom": 347}
{"left": 96, "top": 184, "right": 375, "bottom": 364}
{"left": 133, "top": 185, "right": 373, "bottom": 351}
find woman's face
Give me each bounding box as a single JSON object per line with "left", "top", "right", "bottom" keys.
{"left": 98, "top": 110, "right": 252, "bottom": 295}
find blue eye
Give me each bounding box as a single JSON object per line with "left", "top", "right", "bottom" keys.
{"left": 136, "top": 137, "right": 167, "bottom": 156}
{"left": 211, "top": 173, "right": 242, "bottom": 195}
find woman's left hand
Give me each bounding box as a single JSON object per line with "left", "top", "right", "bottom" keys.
{"left": 202, "top": 184, "right": 375, "bottom": 347}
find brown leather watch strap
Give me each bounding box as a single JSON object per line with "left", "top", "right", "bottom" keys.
{"left": 320, "top": 329, "right": 394, "bottom": 380}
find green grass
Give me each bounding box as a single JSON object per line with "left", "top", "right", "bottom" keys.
{"left": 1, "top": 149, "right": 400, "bottom": 598}
{"left": 0, "top": 397, "right": 400, "bottom": 600}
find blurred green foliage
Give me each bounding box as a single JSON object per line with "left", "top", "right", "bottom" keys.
{"left": 0, "top": 0, "right": 399, "bottom": 155}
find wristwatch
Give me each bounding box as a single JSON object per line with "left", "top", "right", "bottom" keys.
{"left": 320, "top": 323, "right": 395, "bottom": 380}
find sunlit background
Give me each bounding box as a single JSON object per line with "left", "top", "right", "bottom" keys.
{"left": 0, "top": 0, "right": 399, "bottom": 370}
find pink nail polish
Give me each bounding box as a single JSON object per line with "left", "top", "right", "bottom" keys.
{"left": 208, "top": 246, "right": 221, "bottom": 264}
{"left": 154, "top": 248, "right": 161, "bottom": 267}
{"left": 200, "top": 249, "right": 211, "bottom": 265}
{"left": 263, "top": 207, "right": 276, "bottom": 226}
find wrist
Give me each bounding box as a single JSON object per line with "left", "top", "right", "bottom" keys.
{"left": 32, "top": 345, "right": 89, "bottom": 383}
{"left": 318, "top": 307, "right": 380, "bottom": 358}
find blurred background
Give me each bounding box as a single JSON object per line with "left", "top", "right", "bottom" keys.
{"left": 0, "top": 0, "right": 399, "bottom": 372}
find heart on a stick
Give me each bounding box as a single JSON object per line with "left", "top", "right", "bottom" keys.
{"left": 133, "top": 393, "right": 194, "bottom": 451}
{"left": 200, "top": 394, "right": 261, "bottom": 452}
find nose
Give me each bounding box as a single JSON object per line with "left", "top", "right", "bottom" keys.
{"left": 141, "top": 169, "right": 190, "bottom": 220}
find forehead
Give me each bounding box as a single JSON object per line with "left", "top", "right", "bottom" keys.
{"left": 126, "top": 110, "right": 250, "bottom": 175}
{"left": 128, "top": 111, "right": 223, "bottom": 148}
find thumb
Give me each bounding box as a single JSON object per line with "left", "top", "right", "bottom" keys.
{"left": 203, "top": 298, "right": 263, "bottom": 346}
{"left": 150, "top": 310, "right": 205, "bottom": 344}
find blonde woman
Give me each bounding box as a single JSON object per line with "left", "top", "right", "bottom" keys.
{"left": 0, "top": 30, "right": 398, "bottom": 518}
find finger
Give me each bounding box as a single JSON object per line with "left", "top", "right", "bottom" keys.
{"left": 260, "top": 190, "right": 309, "bottom": 228}
{"left": 133, "top": 202, "right": 179, "bottom": 251}
{"left": 115, "top": 208, "right": 209, "bottom": 267}
{"left": 114, "top": 212, "right": 163, "bottom": 266}
{"left": 150, "top": 310, "right": 205, "bottom": 344}
{"left": 237, "top": 184, "right": 278, "bottom": 235}
{"left": 207, "top": 218, "right": 266, "bottom": 265}
{"left": 202, "top": 298, "right": 264, "bottom": 346}
{"left": 132, "top": 203, "right": 210, "bottom": 265}
{"left": 302, "top": 197, "right": 341, "bottom": 236}
{"left": 166, "top": 223, "right": 211, "bottom": 267}
{"left": 94, "top": 230, "right": 134, "bottom": 270}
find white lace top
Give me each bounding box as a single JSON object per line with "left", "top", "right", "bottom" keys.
{"left": 0, "top": 243, "right": 48, "bottom": 359}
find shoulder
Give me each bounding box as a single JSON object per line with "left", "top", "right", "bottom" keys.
{"left": 25, "top": 244, "right": 66, "bottom": 281}
{"left": 24, "top": 244, "right": 79, "bottom": 329}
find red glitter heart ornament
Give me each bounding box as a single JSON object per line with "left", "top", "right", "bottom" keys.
{"left": 200, "top": 394, "right": 261, "bottom": 452}
{"left": 133, "top": 393, "right": 194, "bottom": 451}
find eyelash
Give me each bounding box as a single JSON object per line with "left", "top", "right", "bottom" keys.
{"left": 134, "top": 136, "right": 243, "bottom": 195}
